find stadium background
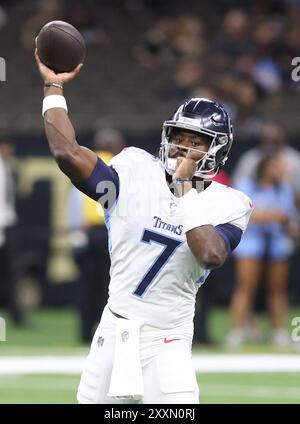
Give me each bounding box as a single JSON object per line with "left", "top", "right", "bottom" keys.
{"left": 1, "top": 0, "right": 300, "bottom": 404}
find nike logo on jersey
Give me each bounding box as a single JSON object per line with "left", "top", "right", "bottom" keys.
{"left": 164, "top": 338, "right": 181, "bottom": 344}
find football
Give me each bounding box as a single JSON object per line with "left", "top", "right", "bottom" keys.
{"left": 36, "top": 20, "right": 86, "bottom": 73}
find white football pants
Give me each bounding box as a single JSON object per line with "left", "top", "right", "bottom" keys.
{"left": 77, "top": 306, "right": 199, "bottom": 404}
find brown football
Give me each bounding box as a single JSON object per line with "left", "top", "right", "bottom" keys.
{"left": 36, "top": 20, "right": 86, "bottom": 73}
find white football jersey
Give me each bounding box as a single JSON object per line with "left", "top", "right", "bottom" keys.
{"left": 106, "top": 148, "right": 252, "bottom": 331}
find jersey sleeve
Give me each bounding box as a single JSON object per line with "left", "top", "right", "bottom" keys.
{"left": 72, "top": 157, "right": 120, "bottom": 209}
{"left": 196, "top": 184, "right": 254, "bottom": 233}
{"left": 221, "top": 188, "right": 253, "bottom": 232}
{"left": 215, "top": 223, "right": 243, "bottom": 252}
{"left": 224, "top": 198, "right": 253, "bottom": 232}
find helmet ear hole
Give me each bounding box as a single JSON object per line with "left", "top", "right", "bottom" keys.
{"left": 165, "top": 126, "right": 173, "bottom": 140}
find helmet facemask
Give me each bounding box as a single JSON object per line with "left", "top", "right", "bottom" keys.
{"left": 159, "top": 124, "right": 232, "bottom": 179}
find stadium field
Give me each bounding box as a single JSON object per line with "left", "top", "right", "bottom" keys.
{"left": 1, "top": 372, "right": 300, "bottom": 404}
{"left": 1, "top": 306, "right": 300, "bottom": 352}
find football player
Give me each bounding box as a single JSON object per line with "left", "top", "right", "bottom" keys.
{"left": 35, "top": 51, "right": 253, "bottom": 404}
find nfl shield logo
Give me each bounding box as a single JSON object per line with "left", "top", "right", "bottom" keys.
{"left": 121, "top": 331, "right": 129, "bottom": 342}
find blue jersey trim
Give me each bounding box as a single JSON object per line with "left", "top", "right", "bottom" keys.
{"left": 72, "top": 157, "right": 119, "bottom": 209}
{"left": 215, "top": 223, "right": 242, "bottom": 253}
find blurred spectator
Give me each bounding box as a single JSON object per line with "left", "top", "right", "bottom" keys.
{"left": 21, "top": 0, "right": 64, "bottom": 52}
{"left": 213, "top": 9, "right": 251, "bottom": 60}
{"left": 173, "top": 59, "right": 204, "bottom": 96}
{"left": 233, "top": 122, "right": 300, "bottom": 208}
{"left": 252, "top": 16, "right": 284, "bottom": 60}
{"left": 0, "top": 140, "right": 16, "bottom": 230}
{"left": 227, "top": 153, "right": 300, "bottom": 348}
{"left": 191, "top": 85, "right": 217, "bottom": 101}
{"left": 233, "top": 79, "right": 259, "bottom": 120}
{"left": 162, "top": 58, "right": 204, "bottom": 101}
{"left": 64, "top": 0, "right": 112, "bottom": 48}
{"left": 68, "top": 128, "right": 125, "bottom": 342}
{"left": 172, "top": 15, "right": 206, "bottom": 59}
{"left": 212, "top": 74, "right": 239, "bottom": 121}
{"left": 135, "top": 15, "right": 206, "bottom": 70}
{"left": 134, "top": 17, "right": 178, "bottom": 69}
{"left": 227, "top": 77, "right": 262, "bottom": 141}
{"left": 251, "top": 17, "right": 285, "bottom": 93}
{"left": 0, "top": 140, "right": 23, "bottom": 325}
{"left": 0, "top": 5, "right": 8, "bottom": 30}
{"left": 252, "top": 57, "right": 282, "bottom": 93}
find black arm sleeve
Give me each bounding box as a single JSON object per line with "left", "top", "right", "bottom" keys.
{"left": 72, "top": 157, "right": 120, "bottom": 209}
{"left": 215, "top": 223, "right": 243, "bottom": 253}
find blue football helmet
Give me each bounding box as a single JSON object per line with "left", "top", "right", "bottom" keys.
{"left": 159, "top": 97, "right": 233, "bottom": 178}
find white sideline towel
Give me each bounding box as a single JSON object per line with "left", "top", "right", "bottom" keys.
{"left": 108, "top": 318, "right": 144, "bottom": 400}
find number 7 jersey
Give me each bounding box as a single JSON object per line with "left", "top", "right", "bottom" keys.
{"left": 106, "top": 148, "right": 252, "bottom": 331}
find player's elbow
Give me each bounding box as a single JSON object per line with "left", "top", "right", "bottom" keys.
{"left": 198, "top": 248, "right": 227, "bottom": 269}
{"left": 190, "top": 240, "right": 227, "bottom": 269}
{"left": 53, "top": 148, "right": 80, "bottom": 175}
{"left": 187, "top": 229, "right": 228, "bottom": 269}
{"left": 187, "top": 227, "right": 228, "bottom": 269}
{"left": 54, "top": 149, "right": 72, "bottom": 162}
{"left": 54, "top": 150, "right": 74, "bottom": 166}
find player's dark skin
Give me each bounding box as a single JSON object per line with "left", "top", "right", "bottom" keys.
{"left": 35, "top": 50, "right": 228, "bottom": 269}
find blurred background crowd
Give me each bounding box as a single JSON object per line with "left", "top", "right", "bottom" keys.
{"left": 0, "top": 0, "right": 300, "bottom": 348}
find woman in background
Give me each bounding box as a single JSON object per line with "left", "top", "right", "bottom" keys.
{"left": 227, "top": 153, "right": 299, "bottom": 348}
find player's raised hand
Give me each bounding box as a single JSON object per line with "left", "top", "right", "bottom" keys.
{"left": 34, "top": 49, "right": 83, "bottom": 85}
{"left": 172, "top": 157, "right": 197, "bottom": 183}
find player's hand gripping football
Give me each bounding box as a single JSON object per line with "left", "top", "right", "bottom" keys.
{"left": 35, "top": 48, "right": 83, "bottom": 86}
{"left": 172, "top": 157, "right": 197, "bottom": 183}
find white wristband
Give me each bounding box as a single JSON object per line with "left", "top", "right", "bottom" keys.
{"left": 181, "top": 188, "right": 212, "bottom": 233}
{"left": 42, "top": 95, "right": 68, "bottom": 117}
